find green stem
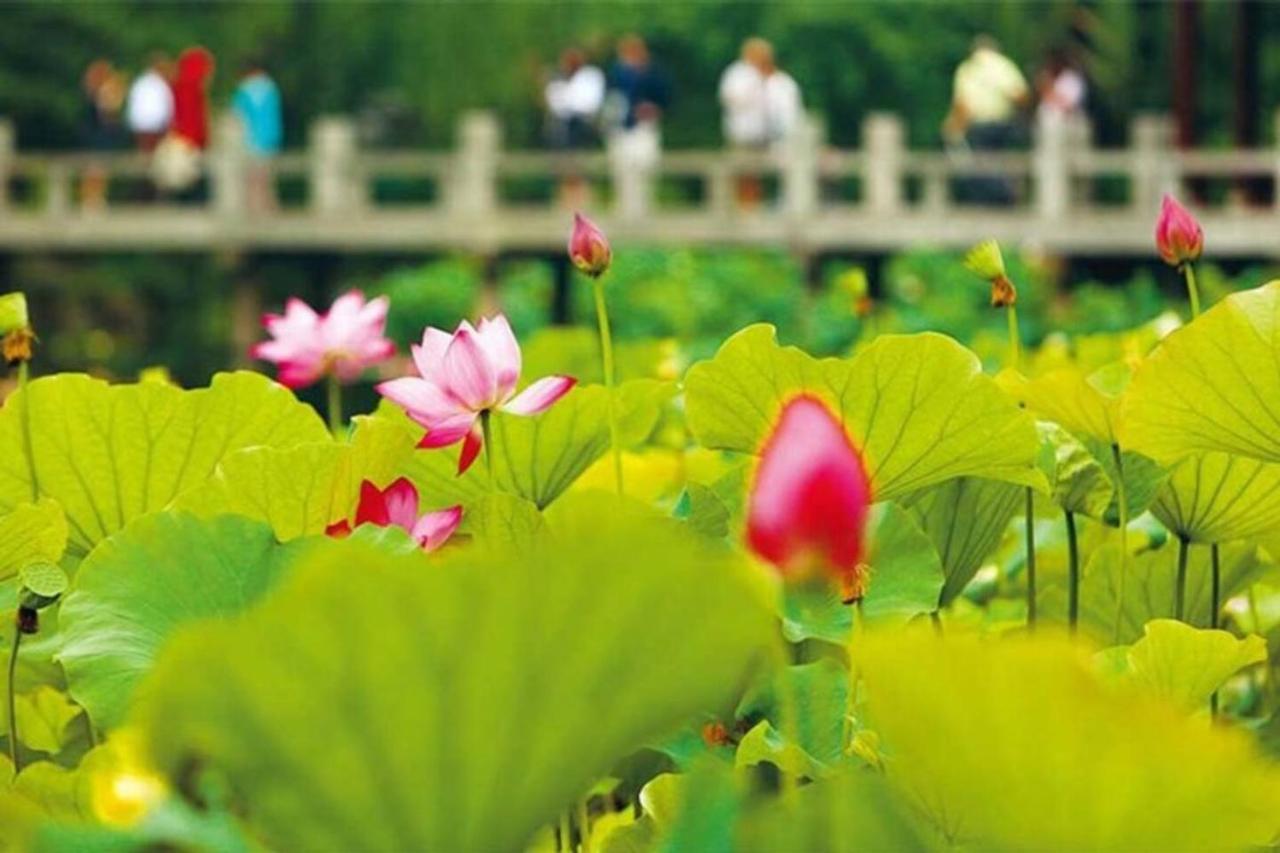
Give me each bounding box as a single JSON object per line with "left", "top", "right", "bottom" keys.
{"left": 1065, "top": 510, "right": 1080, "bottom": 632}
{"left": 1006, "top": 304, "right": 1021, "bottom": 372}
{"left": 1182, "top": 262, "right": 1202, "bottom": 319}
{"left": 7, "top": 623, "right": 20, "bottom": 772}
{"left": 17, "top": 360, "right": 38, "bottom": 500}
{"left": 576, "top": 797, "right": 591, "bottom": 852}
{"left": 1110, "top": 443, "right": 1129, "bottom": 642}
{"left": 1024, "top": 487, "right": 1036, "bottom": 628}
{"left": 591, "top": 277, "right": 623, "bottom": 495}
{"left": 326, "top": 374, "right": 343, "bottom": 437}
{"left": 1174, "top": 536, "right": 1189, "bottom": 622}
{"left": 1211, "top": 542, "right": 1222, "bottom": 718}
{"left": 481, "top": 409, "right": 495, "bottom": 483}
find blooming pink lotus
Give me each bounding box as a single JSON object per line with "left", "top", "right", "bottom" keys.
{"left": 326, "top": 477, "right": 462, "bottom": 552}
{"left": 1155, "top": 194, "right": 1204, "bottom": 267}
{"left": 377, "top": 314, "right": 576, "bottom": 474}
{"left": 251, "top": 290, "right": 395, "bottom": 389}
{"left": 745, "top": 395, "right": 873, "bottom": 603}
{"left": 568, "top": 212, "right": 612, "bottom": 278}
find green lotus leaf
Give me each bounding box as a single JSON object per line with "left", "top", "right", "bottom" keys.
{"left": 902, "top": 476, "right": 1021, "bottom": 606}
{"left": 1018, "top": 365, "right": 1126, "bottom": 445}
{"left": 685, "top": 325, "right": 1043, "bottom": 500}
{"left": 854, "top": 629, "right": 1280, "bottom": 850}
{"left": 781, "top": 502, "right": 944, "bottom": 644}
{"left": 1151, "top": 451, "right": 1280, "bottom": 544}
{"left": 735, "top": 659, "right": 849, "bottom": 776}
{"left": 734, "top": 721, "right": 824, "bottom": 779}
{"left": 58, "top": 512, "right": 305, "bottom": 730}
{"left": 390, "top": 380, "right": 674, "bottom": 511}
{"left": 461, "top": 492, "right": 546, "bottom": 549}
{"left": 1123, "top": 280, "right": 1280, "bottom": 464}
{"left": 0, "top": 500, "right": 67, "bottom": 581}
{"left": 1077, "top": 542, "right": 1270, "bottom": 644}
{"left": 675, "top": 483, "right": 731, "bottom": 540}
{"left": 1081, "top": 437, "right": 1168, "bottom": 526}
{"left": 8, "top": 687, "right": 82, "bottom": 755}
{"left": 1038, "top": 422, "right": 1114, "bottom": 518}
{"left": 1106, "top": 619, "right": 1267, "bottom": 711}
{"left": 18, "top": 562, "right": 67, "bottom": 598}
{"left": 130, "top": 495, "right": 775, "bottom": 852}
{"left": 0, "top": 373, "right": 328, "bottom": 555}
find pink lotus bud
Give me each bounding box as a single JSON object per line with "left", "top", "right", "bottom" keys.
{"left": 568, "top": 213, "right": 612, "bottom": 278}
{"left": 1155, "top": 194, "right": 1203, "bottom": 267}
{"left": 745, "top": 395, "right": 873, "bottom": 603}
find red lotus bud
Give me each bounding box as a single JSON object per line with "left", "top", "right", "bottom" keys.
{"left": 1155, "top": 194, "right": 1203, "bottom": 267}
{"left": 568, "top": 213, "right": 611, "bottom": 278}
{"left": 745, "top": 395, "right": 872, "bottom": 599}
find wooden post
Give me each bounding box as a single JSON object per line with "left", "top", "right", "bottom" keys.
{"left": 781, "top": 113, "right": 822, "bottom": 218}
{"left": 309, "top": 116, "right": 362, "bottom": 215}
{"left": 0, "top": 119, "right": 12, "bottom": 214}
{"left": 1034, "top": 111, "right": 1068, "bottom": 220}
{"left": 1131, "top": 114, "right": 1175, "bottom": 214}
{"left": 448, "top": 111, "right": 500, "bottom": 219}
{"left": 210, "top": 112, "right": 246, "bottom": 218}
{"left": 863, "top": 113, "right": 903, "bottom": 214}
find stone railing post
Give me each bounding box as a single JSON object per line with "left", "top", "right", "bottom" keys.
{"left": 0, "top": 119, "right": 13, "bottom": 214}
{"left": 863, "top": 113, "right": 904, "bottom": 214}
{"left": 309, "top": 116, "right": 362, "bottom": 215}
{"left": 448, "top": 111, "right": 500, "bottom": 219}
{"left": 1272, "top": 109, "right": 1280, "bottom": 213}
{"left": 1034, "top": 112, "right": 1069, "bottom": 219}
{"left": 609, "top": 128, "right": 657, "bottom": 221}
{"left": 210, "top": 112, "right": 246, "bottom": 217}
{"left": 781, "top": 113, "right": 822, "bottom": 218}
{"left": 1131, "top": 113, "right": 1175, "bottom": 214}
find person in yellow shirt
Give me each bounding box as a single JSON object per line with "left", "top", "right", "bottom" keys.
{"left": 943, "top": 35, "right": 1030, "bottom": 205}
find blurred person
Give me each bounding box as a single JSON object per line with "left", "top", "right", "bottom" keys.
{"left": 126, "top": 53, "right": 174, "bottom": 152}
{"left": 545, "top": 47, "right": 605, "bottom": 207}
{"left": 171, "top": 46, "right": 215, "bottom": 149}
{"left": 1035, "top": 46, "right": 1087, "bottom": 125}
{"left": 79, "top": 59, "right": 129, "bottom": 210}
{"left": 719, "top": 37, "right": 771, "bottom": 207}
{"left": 606, "top": 35, "right": 669, "bottom": 175}
{"left": 232, "top": 57, "right": 283, "bottom": 213}
{"left": 943, "top": 35, "right": 1029, "bottom": 206}
{"left": 762, "top": 51, "right": 802, "bottom": 145}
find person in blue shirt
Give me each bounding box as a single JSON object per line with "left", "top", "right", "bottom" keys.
{"left": 232, "top": 58, "right": 282, "bottom": 211}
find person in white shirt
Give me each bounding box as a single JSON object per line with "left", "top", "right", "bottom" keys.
{"left": 719, "top": 38, "right": 771, "bottom": 150}
{"left": 126, "top": 53, "right": 174, "bottom": 152}
{"left": 1036, "top": 47, "right": 1087, "bottom": 125}
{"left": 762, "top": 54, "right": 802, "bottom": 144}
{"left": 545, "top": 47, "right": 605, "bottom": 206}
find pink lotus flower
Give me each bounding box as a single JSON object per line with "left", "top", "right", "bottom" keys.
{"left": 1155, "top": 194, "right": 1204, "bottom": 267}
{"left": 251, "top": 290, "right": 395, "bottom": 390}
{"left": 376, "top": 314, "right": 576, "bottom": 475}
{"left": 326, "top": 477, "right": 462, "bottom": 552}
{"left": 568, "top": 212, "right": 612, "bottom": 278}
{"left": 745, "top": 395, "right": 873, "bottom": 603}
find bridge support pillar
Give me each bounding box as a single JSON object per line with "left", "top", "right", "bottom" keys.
{"left": 309, "top": 117, "right": 363, "bottom": 216}
{"left": 449, "top": 112, "right": 500, "bottom": 225}
{"left": 863, "top": 113, "right": 904, "bottom": 215}
{"left": 211, "top": 114, "right": 246, "bottom": 219}
{"left": 1131, "top": 114, "right": 1175, "bottom": 213}
{"left": 782, "top": 114, "right": 822, "bottom": 219}
{"left": 1034, "top": 113, "right": 1068, "bottom": 220}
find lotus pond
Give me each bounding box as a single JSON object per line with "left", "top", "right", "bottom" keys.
{"left": 2, "top": 205, "right": 1280, "bottom": 851}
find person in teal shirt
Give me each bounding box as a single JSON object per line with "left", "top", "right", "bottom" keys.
{"left": 232, "top": 59, "right": 282, "bottom": 211}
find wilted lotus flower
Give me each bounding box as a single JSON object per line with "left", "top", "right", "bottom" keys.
{"left": 251, "top": 290, "right": 395, "bottom": 389}
{"left": 0, "top": 291, "right": 35, "bottom": 365}
{"left": 1155, "top": 194, "right": 1204, "bottom": 267}
{"left": 745, "top": 395, "right": 873, "bottom": 603}
{"left": 964, "top": 239, "right": 1016, "bottom": 307}
{"left": 568, "top": 212, "right": 612, "bottom": 278}
{"left": 326, "top": 478, "right": 462, "bottom": 552}
{"left": 377, "top": 314, "right": 576, "bottom": 474}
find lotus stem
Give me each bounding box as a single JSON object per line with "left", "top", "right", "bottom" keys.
{"left": 576, "top": 798, "right": 591, "bottom": 852}
{"left": 558, "top": 810, "right": 572, "bottom": 852}
{"left": 1174, "top": 536, "right": 1189, "bottom": 622}
{"left": 1024, "top": 488, "right": 1036, "bottom": 628}
{"left": 591, "top": 277, "right": 623, "bottom": 496}
{"left": 1211, "top": 542, "right": 1222, "bottom": 718}
{"left": 326, "top": 374, "right": 343, "bottom": 437}
{"left": 1110, "top": 443, "right": 1129, "bottom": 642}
{"left": 17, "top": 360, "right": 38, "bottom": 500}
{"left": 1181, "top": 263, "right": 1202, "bottom": 319}
{"left": 1065, "top": 510, "right": 1080, "bottom": 632}
{"left": 1006, "top": 304, "right": 1021, "bottom": 372}
{"left": 481, "top": 409, "right": 495, "bottom": 483}
{"left": 6, "top": 623, "right": 20, "bottom": 772}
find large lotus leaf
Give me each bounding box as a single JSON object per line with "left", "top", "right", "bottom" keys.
{"left": 1106, "top": 619, "right": 1267, "bottom": 711}
{"left": 781, "top": 503, "right": 944, "bottom": 644}
{"left": 0, "top": 499, "right": 67, "bottom": 581}
{"left": 0, "top": 373, "right": 328, "bottom": 555}
{"left": 1078, "top": 542, "right": 1269, "bottom": 644}
{"left": 58, "top": 512, "right": 304, "bottom": 730}
{"left": 174, "top": 417, "right": 419, "bottom": 541}
{"left": 854, "top": 629, "right": 1280, "bottom": 850}
{"left": 390, "top": 380, "right": 674, "bottom": 511}
{"left": 1015, "top": 365, "right": 1126, "bottom": 444}
{"left": 1123, "top": 280, "right": 1280, "bottom": 464}
{"left": 130, "top": 495, "right": 775, "bottom": 852}
{"left": 7, "top": 687, "right": 82, "bottom": 755}
{"left": 684, "top": 325, "right": 1043, "bottom": 500}
{"left": 460, "top": 492, "right": 547, "bottom": 549}
{"left": 901, "top": 476, "right": 1021, "bottom": 606}
{"left": 1151, "top": 451, "right": 1280, "bottom": 544}
{"left": 735, "top": 660, "right": 850, "bottom": 776}
{"left": 1039, "top": 422, "right": 1113, "bottom": 518}
{"left": 1082, "top": 437, "right": 1168, "bottom": 527}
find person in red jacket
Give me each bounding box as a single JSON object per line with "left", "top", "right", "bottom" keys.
{"left": 171, "top": 46, "right": 215, "bottom": 148}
